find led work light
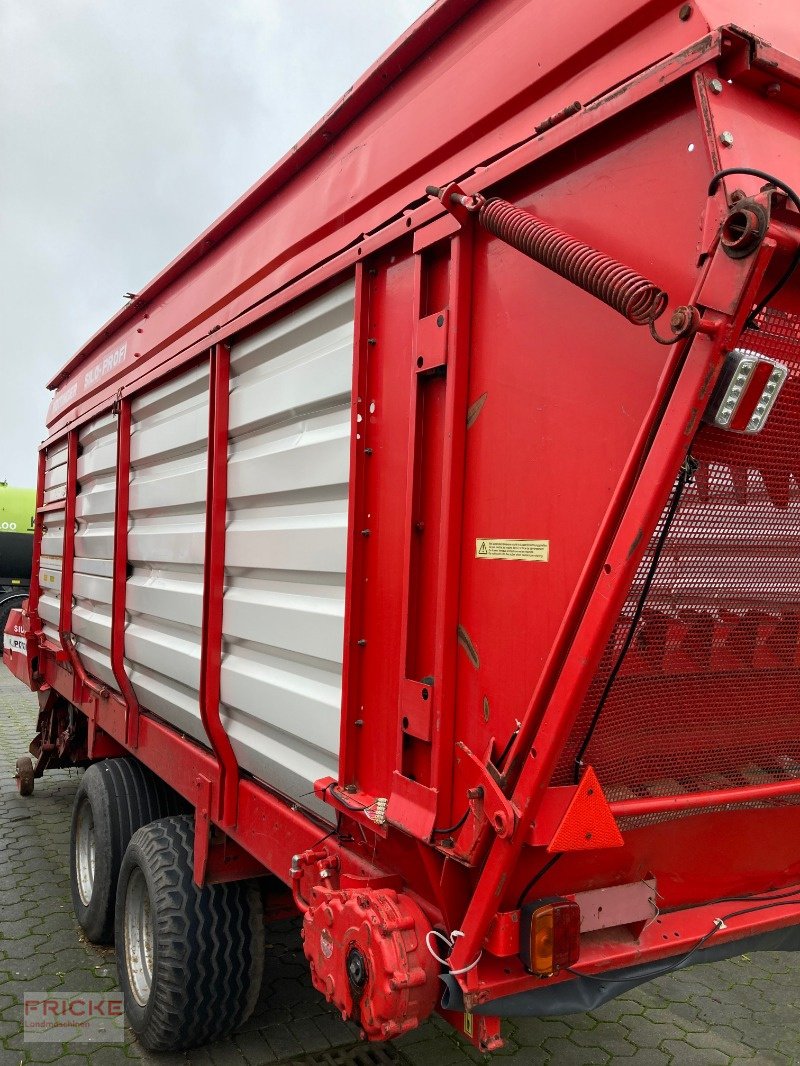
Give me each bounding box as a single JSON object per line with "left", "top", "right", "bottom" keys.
{"left": 707, "top": 348, "right": 788, "bottom": 433}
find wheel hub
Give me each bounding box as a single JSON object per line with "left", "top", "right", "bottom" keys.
{"left": 346, "top": 946, "right": 367, "bottom": 991}
{"left": 74, "top": 800, "right": 96, "bottom": 907}
{"left": 124, "top": 867, "right": 155, "bottom": 1007}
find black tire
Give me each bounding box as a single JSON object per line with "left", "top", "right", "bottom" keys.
{"left": 115, "top": 816, "right": 264, "bottom": 1051}
{"left": 69, "top": 758, "right": 178, "bottom": 944}
{"left": 0, "top": 595, "right": 25, "bottom": 638}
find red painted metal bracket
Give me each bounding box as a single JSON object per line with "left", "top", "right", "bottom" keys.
{"left": 454, "top": 742, "right": 517, "bottom": 842}
{"left": 205, "top": 835, "right": 268, "bottom": 885}
{"left": 399, "top": 678, "right": 433, "bottom": 742}
{"left": 193, "top": 774, "right": 213, "bottom": 886}
{"left": 316, "top": 777, "right": 390, "bottom": 838}
{"left": 415, "top": 310, "right": 449, "bottom": 372}
{"left": 386, "top": 770, "right": 438, "bottom": 840}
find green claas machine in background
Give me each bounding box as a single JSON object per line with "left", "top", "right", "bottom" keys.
{"left": 0, "top": 483, "right": 35, "bottom": 634}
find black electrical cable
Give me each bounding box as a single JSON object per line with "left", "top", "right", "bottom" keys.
{"left": 516, "top": 853, "right": 563, "bottom": 909}
{"left": 432, "top": 809, "right": 470, "bottom": 836}
{"left": 708, "top": 168, "right": 800, "bottom": 327}
{"left": 432, "top": 721, "right": 521, "bottom": 838}
{"left": 567, "top": 923, "right": 720, "bottom": 984}
{"left": 496, "top": 722, "right": 521, "bottom": 769}
{"left": 572, "top": 454, "right": 698, "bottom": 784}
{"left": 328, "top": 783, "right": 377, "bottom": 814}
{"left": 705, "top": 884, "right": 800, "bottom": 907}
{"left": 566, "top": 887, "right": 800, "bottom": 985}
{"left": 310, "top": 825, "right": 339, "bottom": 849}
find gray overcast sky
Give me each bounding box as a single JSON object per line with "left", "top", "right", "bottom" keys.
{"left": 0, "top": 0, "right": 430, "bottom": 487}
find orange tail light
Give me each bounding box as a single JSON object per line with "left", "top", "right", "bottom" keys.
{"left": 520, "top": 898, "right": 581, "bottom": 977}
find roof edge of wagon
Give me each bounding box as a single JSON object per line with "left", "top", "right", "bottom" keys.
{"left": 47, "top": 0, "right": 479, "bottom": 391}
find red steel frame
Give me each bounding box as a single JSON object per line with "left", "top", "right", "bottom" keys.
{"left": 198, "top": 343, "right": 239, "bottom": 828}
{"left": 450, "top": 229, "right": 782, "bottom": 972}
{"left": 23, "top": 220, "right": 800, "bottom": 1008}
{"left": 9, "top": 2, "right": 800, "bottom": 1041}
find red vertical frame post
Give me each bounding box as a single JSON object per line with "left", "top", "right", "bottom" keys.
{"left": 339, "top": 262, "right": 370, "bottom": 784}
{"left": 198, "top": 343, "right": 239, "bottom": 828}
{"left": 393, "top": 222, "right": 473, "bottom": 828}
{"left": 111, "top": 396, "right": 142, "bottom": 749}
{"left": 393, "top": 251, "right": 444, "bottom": 817}
{"left": 428, "top": 227, "right": 473, "bottom": 815}
{"left": 27, "top": 448, "right": 48, "bottom": 628}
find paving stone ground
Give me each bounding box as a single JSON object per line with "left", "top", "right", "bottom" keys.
{"left": 0, "top": 672, "right": 797, "bottom": 1065}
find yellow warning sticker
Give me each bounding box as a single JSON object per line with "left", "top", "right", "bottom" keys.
{"left": 476, "top": 538, "right": 549, "bottom": 562}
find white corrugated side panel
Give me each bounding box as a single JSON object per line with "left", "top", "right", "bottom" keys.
{"left": 73, "top": 413, "right": 118, "bottom": 689}
{"left": 39, "top": 441, "right": 68, "bottom": 646}
{"left": 125, "top": 364, "right": 210, "bottom": 741}
{"left": 223, "top": 280, "right": 355, "bottom": 816}
{"left": 43, "top": 440, "right": 68, "bottom": 506}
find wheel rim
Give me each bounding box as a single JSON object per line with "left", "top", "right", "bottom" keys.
{"left": 124, "top": 867, "right": 154, "bottom": 1007}
{"left": 74, "top": 800, "right": 96, "bottom": 907}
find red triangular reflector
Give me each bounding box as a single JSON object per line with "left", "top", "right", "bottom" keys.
{"left": 547, "top": 767, "right": 624, "bottom": 853}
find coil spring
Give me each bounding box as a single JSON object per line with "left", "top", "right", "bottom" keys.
{"left": 478, "top": 197, "right": 668, "bottom": 327}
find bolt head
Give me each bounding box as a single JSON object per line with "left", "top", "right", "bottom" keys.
{"left": 766, "top": 82, "right": 781, "bottom": 96}
{"left": 678, "top": 3, "right": 692, "bottom": 19}
{"left": 719, "top": 131, "right": 734, "bottom": 148}
{"left": 709, "top": 78, "right": 723, "bottom": 94}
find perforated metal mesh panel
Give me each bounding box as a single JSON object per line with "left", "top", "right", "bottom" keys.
{"left": 555, "top": 309, "right": 800, "bottom": 817}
